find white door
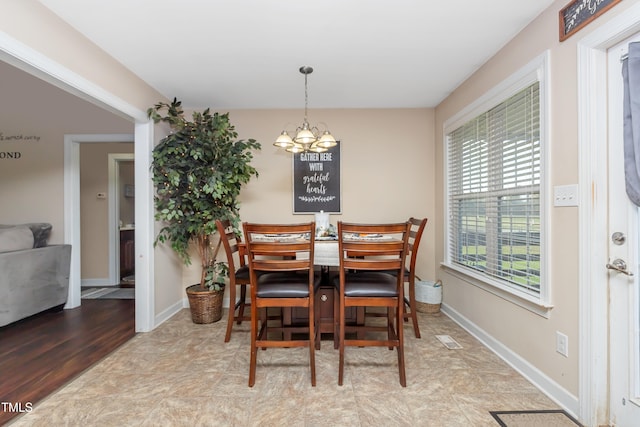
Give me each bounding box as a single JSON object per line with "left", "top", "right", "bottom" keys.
{"left": 607, "top": 34, "right": 640, "bottom": 426}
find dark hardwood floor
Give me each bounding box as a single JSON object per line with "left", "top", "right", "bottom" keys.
{"left": 0, "top": 299, "right": 135, "bottom": 425}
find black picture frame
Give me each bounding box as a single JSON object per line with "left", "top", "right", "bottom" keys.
{"left": 292, "top": 141, "right": 341, "bottom": 214}
{"left": 559, "top": 0, "right": 621, "bottom": 41}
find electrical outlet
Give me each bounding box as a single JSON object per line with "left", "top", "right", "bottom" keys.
{"left": 556, "top": 331, "right": 568, "bottom": 357}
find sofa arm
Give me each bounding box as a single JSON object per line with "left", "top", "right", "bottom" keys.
{"left": 0, "top": 244, "right": 71, "bottom": 327}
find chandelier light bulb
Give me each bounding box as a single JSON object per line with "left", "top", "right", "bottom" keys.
{"left": 273, "top": 130, "right": 294, "bottom": 148}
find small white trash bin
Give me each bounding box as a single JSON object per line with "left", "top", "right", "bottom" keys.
{"left": 415, "top": 280, "right": 442, "bottom": 314}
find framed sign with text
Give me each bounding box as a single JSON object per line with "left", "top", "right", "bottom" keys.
{"left": 292, "top": 141, "right": 341, "bottom": 213}
{"left": 559, "top": 0, "right": 621, "bottom": 41}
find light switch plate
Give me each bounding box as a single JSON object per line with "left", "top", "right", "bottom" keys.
{"left": 553, "top": 184, "right": 578, "bottom": 207}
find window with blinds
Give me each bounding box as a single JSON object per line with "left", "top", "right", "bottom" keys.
{"left": 447, "top": 82, "right": 541, "bottom": 296}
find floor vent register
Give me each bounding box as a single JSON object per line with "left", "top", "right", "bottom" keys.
{"left": 436, "top": 335, "right": 463, "bottom": 350}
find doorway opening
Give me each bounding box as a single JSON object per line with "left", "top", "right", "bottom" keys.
{"left": 109, "top": 154, "right": 135, "bottom": 288}
{"left": 78, "top": 143, "right": 135, "bottom": 290}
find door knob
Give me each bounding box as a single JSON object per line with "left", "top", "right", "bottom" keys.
{"left": 606, "top": 258, "right": 634, "bottom": 276}
{"left": 612, "top": 232, "right": 626, "bottom": 245}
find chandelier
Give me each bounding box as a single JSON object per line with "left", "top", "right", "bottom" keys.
{"left": 273, "top": 66, "right": 337, "bottom": 153}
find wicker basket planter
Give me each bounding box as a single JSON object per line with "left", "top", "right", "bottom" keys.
{"left": 416, "top": 301, "right": 442, "bottom": 314}
{"left": 186, "top": 284, "right": 224, "bottom": 324}
{"left": 415, "top": 280, "right": 443, "bottom": 314}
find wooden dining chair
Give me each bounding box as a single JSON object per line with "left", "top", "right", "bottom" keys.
{"left": 335, "top": 221, "right": 411, "bottom": 387}
{"left": 403, "top": 217, "right": 428, "bottom": 338}
{"left": 243, "top": 222, "right": 317, "bottom": 387}
{"left": 215, "top": 219, "right": 252, "bottom": 343}
{"left": 364, "top": 217, "right": 428, "bottom": 338}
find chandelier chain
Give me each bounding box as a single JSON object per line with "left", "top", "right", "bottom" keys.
{"left": 304, "top": 72, "right": 309, "bottom": 122}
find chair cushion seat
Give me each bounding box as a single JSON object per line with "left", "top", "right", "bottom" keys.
{"left": 257, "top": 272, "right": 316, "bottom": 298}
{"left": 235, "top": 265, "right": 250, "bottom": 281}
{"left": 380, "top": 267, "right": 410, "bottom": 280}
{"left": 333, "top": 271, "right": 399, "bottom": 297}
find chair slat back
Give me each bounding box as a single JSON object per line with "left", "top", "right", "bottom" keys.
{"left": 243, "top": 222, "right": 315, "bottom": 274}
{"left": 407, "top": 217, "right": 428, "bottom": 276}
{"left": 338, "top": 222, "right": 410, "bottom": 273}
{"left": 216, "top": 219, "right": 246, "bottom": 271}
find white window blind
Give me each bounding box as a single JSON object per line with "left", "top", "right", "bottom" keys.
{"left": 447, "top": 82, "right": 541, "bottom": 296}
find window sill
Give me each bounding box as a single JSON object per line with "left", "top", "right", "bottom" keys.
{"left": 440, "top": 262, "right": 553, "bottom": 318}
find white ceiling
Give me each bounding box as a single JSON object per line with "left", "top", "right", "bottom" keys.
{"left": 38, "top": 0, "right": 556, "bottom": 110}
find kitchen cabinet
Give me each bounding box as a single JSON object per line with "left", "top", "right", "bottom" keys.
{"left": 120, "top": 229, "right": 135, "bottom": 281}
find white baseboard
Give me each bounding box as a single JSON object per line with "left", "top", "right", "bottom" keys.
{"left": 154, "top": 296, "right": 238, "bottom": 330}
{"left": 441, "top": 303, "right": 580, "bottom": 418}
{"left": 153, "top": 299, "right": 184, "bottom": 329}
{"left": 81, "top": 278, "right": 115, "bottom": 287}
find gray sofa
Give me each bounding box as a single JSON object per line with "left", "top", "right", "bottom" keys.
{"left": 0, "top": 223, "right": 71, "bottom": 327}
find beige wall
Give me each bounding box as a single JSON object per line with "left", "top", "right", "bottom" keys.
{"left": 79, "top": 143, "right": 134, "bottom": 280}
{"left": 434, "top": 0, "right": 638, "bottom": 397}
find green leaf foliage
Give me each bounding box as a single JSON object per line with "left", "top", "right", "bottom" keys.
{"left": 149, "top": 98, "right": 261, "bottom": 289}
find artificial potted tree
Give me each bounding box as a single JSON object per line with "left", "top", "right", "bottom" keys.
{"left": 149, "top": 98, "right": 260, "bottom": 324}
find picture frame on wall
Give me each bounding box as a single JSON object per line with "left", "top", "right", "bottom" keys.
{"left": 292, "top": 141, "right": 341, "bottom": 214}
{"left": 559, "top": 0, "right": 621, "bottom": 41}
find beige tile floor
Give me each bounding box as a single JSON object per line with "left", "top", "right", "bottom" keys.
{"left": 10, "top": 309, "right": 558, "bottom": 426}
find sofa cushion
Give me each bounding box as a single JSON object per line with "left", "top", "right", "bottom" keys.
{"left": 0, "top": 223, "right": 52, "bottom": 248}
{"left": 0, "top": 226, "right": 34, "bottom": 253}
{"left": 25, "top": 223, "right": 53, "bottom": 248}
